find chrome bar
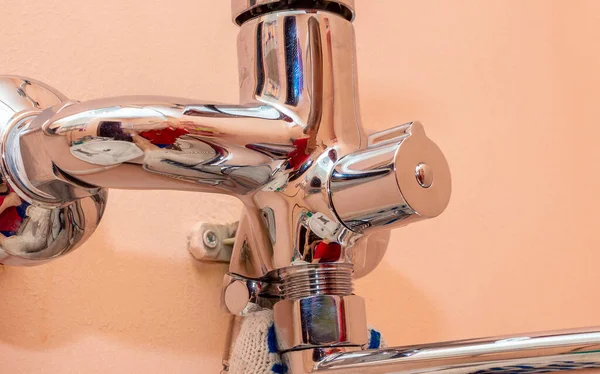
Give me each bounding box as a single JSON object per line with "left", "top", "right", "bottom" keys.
{"left": 289, "top": 327, "right": 600, "bottom": 373}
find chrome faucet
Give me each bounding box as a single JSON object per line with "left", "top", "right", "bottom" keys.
{"left": 1, "top": 1, "right": 598, "bottom": 373}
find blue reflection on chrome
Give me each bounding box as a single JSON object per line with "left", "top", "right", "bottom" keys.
{"left": 284, "top": 16, "right": 303, "bottom": 106}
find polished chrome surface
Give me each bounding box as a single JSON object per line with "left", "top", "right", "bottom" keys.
{"left": 1, "top": 4, "right": 453, "bottom": 371}
{"left": 352, "top": 230, "right": 390, "bottom": 279}
{"left": 415, "top": 163, "right": 433, "bottom": 188}
{"left": 5, "top": 11, "right": 431, "bottom": 278}
{"left": 278, "top": 263, "right": 353, "bottom": 300}
{"left": 224, "top": 279, "right": 252, "bottom": 315}
{"left": 19, "top": 97, "right": 293, "bottom": 197}
{"left": 0, "top": 76, "right": 106, "bottom": 265}
{"left": 283, "top": 327, "right": 600, "bottom": 373}
{"left": 0, "top": 10, "right": 449, "bottom": 276}
{"left": 231, "top": 0, "right": 355, "bottom": 25}
{"left": 222, "top": 272, "right": 280, "bottom": 315}
{"left": 4, "top": 4, "right": 598, "bottom": 374}
{"left": 274, "top": 294, "right": 367, "bottom": 352}
{"left": 330, "top": 122, "right": 451, "bottom": 235}
{"left": 236, "top": 10, "right": 364, "bottom": 152}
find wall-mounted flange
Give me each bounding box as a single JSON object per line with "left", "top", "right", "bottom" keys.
{"left": 188, "top": 221, "right": 238, "bottom": 263}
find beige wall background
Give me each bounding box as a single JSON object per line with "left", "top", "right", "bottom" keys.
{"left": 1, "top": 0, "right": 600, "bottom": 372}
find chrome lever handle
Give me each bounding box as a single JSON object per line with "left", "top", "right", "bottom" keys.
{"left": 329, "top": 121, "right": 451, "bottom": 235}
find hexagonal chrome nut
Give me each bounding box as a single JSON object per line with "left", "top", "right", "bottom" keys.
{"left": 274, "top": 294, "right": 368, "bottom": 351}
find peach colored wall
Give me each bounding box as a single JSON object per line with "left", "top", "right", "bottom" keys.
{"left": 1, "top": 1, "right": 600, "bottom": 372}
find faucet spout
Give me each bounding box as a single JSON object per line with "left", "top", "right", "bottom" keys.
{"left": 15, "top": 97, "right": 303, "bottom": 200}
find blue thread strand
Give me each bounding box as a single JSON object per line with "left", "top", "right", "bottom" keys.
{"left": 369, "top": 329, "right": 382, "bottom": 349}
{"left": 271, "top": 363, "right": 288, "bottom": 374}
{"left": 267, "top": 324, "right": 278, "bottom": 353}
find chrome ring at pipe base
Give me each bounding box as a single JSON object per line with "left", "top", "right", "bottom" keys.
{"left": 274, "top": 264, "right": 367, "bottom": 352}
{"left": 279, "top": 263, "right": 354, "bottom": 300}
{"left": 231, "top": 0, "right": 355, "bottom": 25}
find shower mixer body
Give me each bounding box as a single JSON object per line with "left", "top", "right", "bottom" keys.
{"left": 0, "top": 1, "right": 450, "bottom": 343}
{"left": 15, "top": 2, "right": 600, "bottom": 373}
{"left": 3, "top": 3, "right": 598, "bottom": 373}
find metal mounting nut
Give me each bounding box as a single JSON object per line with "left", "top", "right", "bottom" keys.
{"left": 188, "top": 221, "right": 238, "bottom": 263}
{"left": 274, "top": 295, "right": 368, "bottom": 351}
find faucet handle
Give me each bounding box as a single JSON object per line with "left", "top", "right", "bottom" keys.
{"left": 329, "top": 121, "right": 451, "bottom": 234}
{"left": 0, "top": 76, "right": 107, "bottom": 266}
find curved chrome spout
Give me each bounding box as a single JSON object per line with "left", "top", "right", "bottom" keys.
{"left": 16, "top": 97, "right": 302, "bottom": 198}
